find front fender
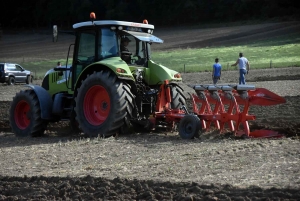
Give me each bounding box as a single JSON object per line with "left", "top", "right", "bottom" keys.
{"left": 25, "top": 85, "right": 53, "bottom": 120}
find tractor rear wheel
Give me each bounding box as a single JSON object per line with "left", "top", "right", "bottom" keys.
{"left": 170, "top": 84, "right": 186, "bottom": 109}
{"left": 9, "top": 90, "right": 47, "bottom": 137}
{"left": 75, "top": 71, "right": 133, "bottom": 138}
{"left": 178, "top": 114, "right": 201, "bottom": 139}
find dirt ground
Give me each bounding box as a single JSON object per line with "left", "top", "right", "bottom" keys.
{"left": 0, "top": 22, "right": 300, "bottom": 200}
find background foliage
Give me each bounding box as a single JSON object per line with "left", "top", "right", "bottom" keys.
{"left": 1, "top": 0, "right": 299, "bottom": 28}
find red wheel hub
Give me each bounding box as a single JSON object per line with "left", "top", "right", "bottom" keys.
{"left": 84, "top": 85, "right": 110, "bottom": 126}
{"left": 14, "top": 100, "right": 30, "bottom": 129}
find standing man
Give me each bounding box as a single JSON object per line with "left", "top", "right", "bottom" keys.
{"left": 231, "top": 52, "right": 250, "bottom": 85}
{"left": 212, "top": 58, "right": 222, "bottom": 84}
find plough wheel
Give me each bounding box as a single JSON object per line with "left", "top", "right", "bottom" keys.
{"left": 178, "top": 114, "right": 201, "bottom": 139}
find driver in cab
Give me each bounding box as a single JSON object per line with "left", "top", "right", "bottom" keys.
{"left": 120, "top": 37, "right": 132, "bottom": 64}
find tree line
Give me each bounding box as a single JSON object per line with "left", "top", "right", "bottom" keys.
{"left": 1, "top": 0, "right": 299, "bottom": 29}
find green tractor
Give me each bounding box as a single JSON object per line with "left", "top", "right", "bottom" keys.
{"left": 9, "top": 15, "right": 186, "bottom": 138}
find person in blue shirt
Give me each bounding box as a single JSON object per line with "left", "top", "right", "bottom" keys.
{"left": 231, "top": 52, "right": 250, "bottom": 84}
{"left": 212, "top": 58, "right": 222, "bottom": 84}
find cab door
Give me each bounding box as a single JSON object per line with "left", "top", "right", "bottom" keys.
{"left": 72, "top": 30, "right": 96, "bottom": 89}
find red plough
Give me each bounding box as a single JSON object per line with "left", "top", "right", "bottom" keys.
{"left": 151, "top": 81, "right": 286, "bottom": 139}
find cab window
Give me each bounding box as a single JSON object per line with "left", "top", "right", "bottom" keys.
{"left": 99, "top": 28, "right": 118, "bottom": 59}
{"left": 77, "top": 32, "right": 96, "bottom": 64}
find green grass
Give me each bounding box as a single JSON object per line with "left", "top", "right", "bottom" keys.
{"left": 19, "top": 59, "right": 72, "bottom": 79}
{"left": 152, "top": 33, "right": 300, "bottom": 73}
{"left": 19, "top": 31, "right": 300, "bottom": 78}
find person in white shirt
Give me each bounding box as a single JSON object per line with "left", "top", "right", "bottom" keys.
{"left": 231, "top": 52, "right": 250, "bottom": 84}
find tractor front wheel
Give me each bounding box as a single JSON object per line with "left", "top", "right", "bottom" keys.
{"left": 9, "top": 90, "right": 47, "bottom": 137}
{"left": 75, "top": 71, "right": 133, "bottom": 138}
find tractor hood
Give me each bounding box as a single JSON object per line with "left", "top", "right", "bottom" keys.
{"left": 121, "top": 30, "right": 164, "bottom": 43}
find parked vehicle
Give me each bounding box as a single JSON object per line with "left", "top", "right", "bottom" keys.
{"left": 0, "top": 63, "right": 33, "bottom": 85}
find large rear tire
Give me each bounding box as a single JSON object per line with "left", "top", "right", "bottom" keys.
{"left": 170, "top": 84, "right": 186, "bottom": 109}
{"left": 118, "top": 83, "right": 135, "bottom": 135}
{"left": 9, "top": 90, "right": 47, "bottom": 137}
{"left": 74, "top": 71, "right": 133, "bottom": 138}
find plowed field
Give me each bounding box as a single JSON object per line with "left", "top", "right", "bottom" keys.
{"left": 0, "top": 22, "right": 299, "bottom": 200}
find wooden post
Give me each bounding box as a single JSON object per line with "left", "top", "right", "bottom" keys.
{"left": 184, "top": 64, "right": 185, "bottom": 73}
{"left": 53, "top": 25, "right": 58, "bottom": 42}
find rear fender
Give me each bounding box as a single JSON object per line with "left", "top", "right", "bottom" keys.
{"left": 25, "top": 85, "right": 53, "bottom": 120}
{"left": 75, "top": 60, "right": 134, "bottom": 90}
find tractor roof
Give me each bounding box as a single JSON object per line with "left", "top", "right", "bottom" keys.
{"left": 73, "top": 20, "right": 154, "bottom": 30}
{"left": 73, "top": 19, "right": 163, "bottom": 43}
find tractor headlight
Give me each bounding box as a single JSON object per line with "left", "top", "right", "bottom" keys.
{"left": 174, "top": 73, "right": 181, "bottom": 78}
{"left": 116, "top": 68, "right": 127, "bottom": 73}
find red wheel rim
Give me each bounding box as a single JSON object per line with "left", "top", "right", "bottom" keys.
{"left": 14, "top": 100, "right": 30, "bottom": 129}
{"left": 83, "top": 85, "right": 110, "bottom": 126}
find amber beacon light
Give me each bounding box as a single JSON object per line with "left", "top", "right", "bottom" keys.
{"left": 90, "top": 12, "right": 96, "bottom": 21}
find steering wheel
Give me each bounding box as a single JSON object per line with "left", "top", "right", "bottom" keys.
{"left": 131, "top": 58, "right": 137, "bottom": 64}
{"left": 132, "top": 55, "right": 143, "bottom": 65}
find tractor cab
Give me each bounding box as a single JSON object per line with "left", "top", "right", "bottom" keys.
{"left": 70, "top": 19, "right": 164, "bottom": 89}
{"left": 118, "top": 30, "right": 163, "bottom": 66}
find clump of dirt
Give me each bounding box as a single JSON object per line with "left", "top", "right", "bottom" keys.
{"left": 250, "top": 121, "right": 300, "bottom": 138}
{"left": 248, "top": 75, "right": 300, "bottom": 82}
